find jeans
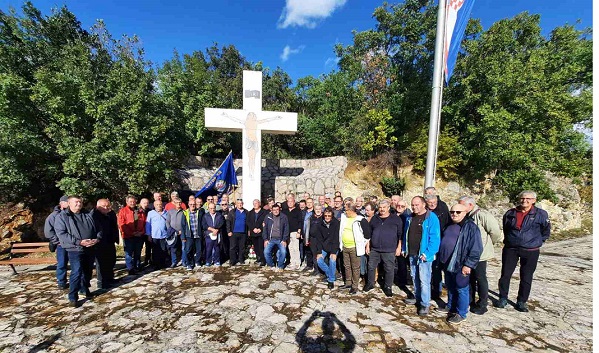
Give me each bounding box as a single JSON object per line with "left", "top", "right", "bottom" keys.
{"left": 367, "top": 251, "right": 395, "bottom": 289}
{"left": 229, "top": 233, "right": 247, "bottom": 265}
{"left": 67, "top": 249, "right": 94, "bottom": 302}
{"left": 498, "top": 247, "right": 540, "bottom": 303}
{"left": 205, "top": 237, "right": 221, "bottom": 265}
{"left": 288, "top": 232, "right": 301, "bottom": 269}
{"left": 360, "top": 254, "right": 368, "bottom": 276}
{"left": 470, "top": 261, "right": 489, "bottom": 307}
{"left": 445, "top": 270, "right": 470, "bottom": 318}
{"left": 123, "top": 237, "right": 143, "bottom": 270}
{"left": 317, "top": 250, "right": 338, "bottom": 283}
{"left": 264, "top": 239, "right": 286, "bottom": 268}
{"left": 183, "top": 238, "right": 203, "bottom": 266}
{"left": 55, "top": 245, "right": 69, "bottom": 287}
{"left": 409, "top": 255, "right": 433, "bottom": 308}
{"left": 168, "top": 241, "right": 178, "bottom": 266}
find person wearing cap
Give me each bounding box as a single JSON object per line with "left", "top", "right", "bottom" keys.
{"left": 165, "top": 191, "right": 187, "bottom": 211}
{"left": 44, "top": 195, "right": 70, "bottom": 290}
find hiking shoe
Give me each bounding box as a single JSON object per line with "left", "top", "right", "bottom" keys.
{"left": 349, "top": 288, "right": 358, "bottom": 295}
{"left": 340, "top": 284, "right": 352, "bottom": 290}
{"left": 515, "top": 301, "right": 529, "bottom": 312}
{"left": 471, "top": 305, "right": 488, "bottom": 315}
{"left": 447, "top": 314, "right": 466, "bottom": 324}
{"left": 69, "top": 300, "right": 80, "bottom": 308}
{"left": 494, "top": 297, "right": 508, "bottom": 308}
{"left": 437, "top": 306, "right": 450, "bottom": 313}
{"left": 404, "top": 298, "right": 417, "bottom": 305}
{"left": 363, "top": 284, "right": 374, "bottom": 292}
{"left": 417, "top": 306, "right": 430, "bottom": 316}
{"left": 327, "top": 282, "right": 334, "bottom": 289}
{"left": 58, "top": 284, "right": 68, "bottom": 290}
{"left": 383, "top": 287, "right": 393, "bottom": 298}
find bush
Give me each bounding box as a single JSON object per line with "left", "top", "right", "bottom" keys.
{"left": 381, "top": 176, "right": 406, "bottom": 197}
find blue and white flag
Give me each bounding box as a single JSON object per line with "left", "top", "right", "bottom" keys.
{"left": 444, "top": 0, "right": 475, "bottom": 83}
{"left": 195, "top": 151, "right": 238, "bottom": 200}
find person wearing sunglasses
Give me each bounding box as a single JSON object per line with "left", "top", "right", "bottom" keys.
{"left": 496, "top": 190, "right": 550, "bottom": 313}
{"left": 437, "top": 204, "right": 482, "bottom": 324}
{"left": 458, "top": 195, "right": 502, "bottom": 315}
{"left": 402, "top": 196, "right": 441, "bottom": 316}
{"left": 314, "top": 208, "right": 341, "bottom": 289}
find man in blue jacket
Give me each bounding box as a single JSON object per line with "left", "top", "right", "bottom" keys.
{"left": 496, "top": 190, "right": 551, "bottom": 312}
{"left": 54, "top": 195, "right": 100, "bottom": 307}
{"left": 438, "top": 203, "right": 482, "bottom": 324}
{"left": 402, "top": 196, "right": 441, "bottom": 316}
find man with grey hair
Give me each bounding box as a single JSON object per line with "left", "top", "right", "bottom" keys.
{"left": 425, "top": 193, "right": 451, "bottom": 301}
{"left": 355, "top": 196, "right": 366, "bottom": 216}
{"left": 458, "top": 195, "right": 502, "bottom": 315}
{"left": 496, "top": 190, "right": 550, "bottom": 312}
{"left": 424, "top": 187, "right": 449, "bottom": 222}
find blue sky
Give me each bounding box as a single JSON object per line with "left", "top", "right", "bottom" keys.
{"left": 0, "top": 0, "right": 593, "bottom": 83}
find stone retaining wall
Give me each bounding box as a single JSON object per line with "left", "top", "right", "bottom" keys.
{"left": 179, "top": 156, "right": 348, "bottom": 201}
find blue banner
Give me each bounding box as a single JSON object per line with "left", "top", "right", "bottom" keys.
{"left": 444, "top": 0, "right": 475, "bottom": 84}
{"left": 195, "top": 151, "right": 238, "bottom": 201}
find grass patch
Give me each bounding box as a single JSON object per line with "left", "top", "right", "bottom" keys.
{"left": 550, "top": 216, "right": 593, "bottom": 242}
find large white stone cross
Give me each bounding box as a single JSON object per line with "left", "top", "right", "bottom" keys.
{"left": 205, "top": 70, "right": 298, "bottom": 207}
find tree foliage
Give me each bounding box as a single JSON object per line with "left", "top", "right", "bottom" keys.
{"left": 0, "top": 2, "right": 592, "bottom": 203}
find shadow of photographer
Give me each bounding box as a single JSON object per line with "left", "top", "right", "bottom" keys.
{"left": 295, "top": 310, "right": 356, "bottom": 353}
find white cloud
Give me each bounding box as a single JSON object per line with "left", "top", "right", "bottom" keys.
{"left": 280, "top": 45, "right": 305, "bottom": 62}
{"left": 324, "top": 57, "right": 340, "bottom": 68}
{"left": 278, "top": 0, "right": 348, "bottom": 29}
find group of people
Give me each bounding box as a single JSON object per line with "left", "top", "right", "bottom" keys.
{"left": 44, "top": 188, "right": 550, "bottom": 325}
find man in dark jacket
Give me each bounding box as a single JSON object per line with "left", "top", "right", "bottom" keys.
{"left": 425, "top": 194, "right": 451, "bottom": 301}
{"left": 364, "top": 199, "right": 403, "bottom": 297}
{"left": 306, "top": 204, "right": 324, "bottom": 276}
{"left": 227, "top": 199, "right": 249, "bottom": 266}
{"left": 44, "top": 195, "right": 69, "bottom": 289}
{"left": 54, "top": 195, "right": 100, "bottom": 307}
{"left": 315, "top": 208, "right": 341, "bottom": 289}
{"left": 282, "top": 194, "right": 303, "bottom": 270}
{"left": 263, "top": 204, "right": 290, "bottom": 270}
{"left": 92, "top": 199, "right": 119, "bottom": 290}
{"left": 202, "top": 203, "right": 225, "bottom": 266}
{"left": 438, "top": 204, "right": 482, "bottom": 324}
{"left": 496, "top": 190, "right": 550, "bottom": 312}
{"left": 246, "top": 199, "right": 267, "bottom": 266}
{"left": 181, "top": 199, "right": 204, "bottom": 270}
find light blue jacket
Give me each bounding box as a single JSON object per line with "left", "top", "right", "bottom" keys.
{"left": 402, "top": 210, "right": 441, "bottom": 262}
{"left": 146, "top": 210, "right": 169, "bottom": 239}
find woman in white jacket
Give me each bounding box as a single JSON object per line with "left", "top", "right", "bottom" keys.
{"left": 339, "top": 201, "right": 372, "bottom": 294}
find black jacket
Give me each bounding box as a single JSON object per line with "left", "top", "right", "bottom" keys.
{"left": 246, "top": 208, "right": 267, "bottom": 238}
{"left": 91, "top": 209, "right": 119, "bottom": 245}
{"left": 282, "top": 206, "right": 303, "bottom": 234}
{"left": 314, "top": 217, "right": 340, "bottom": 254}
{"left": 227, "top": 208, "right": 249, "bottom": 234}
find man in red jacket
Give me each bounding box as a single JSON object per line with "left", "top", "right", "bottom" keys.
{"left": 118, "top": 195, "right": 146, "bottom": 275}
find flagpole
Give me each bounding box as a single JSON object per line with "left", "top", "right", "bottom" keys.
{"left": 424, "top": 0, "right": 447, "bottom": 189}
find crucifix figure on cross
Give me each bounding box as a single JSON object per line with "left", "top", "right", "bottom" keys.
{"left": 205, "top": 70, "right": 298, "bottom": 207}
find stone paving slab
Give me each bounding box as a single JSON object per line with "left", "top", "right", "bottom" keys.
{"left": 0, "top": 236, "right": 592, "bottom": 353}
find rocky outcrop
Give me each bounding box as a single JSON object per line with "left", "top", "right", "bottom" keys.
{"left": 0, "top": 203, "right": 37, "bottom": 253}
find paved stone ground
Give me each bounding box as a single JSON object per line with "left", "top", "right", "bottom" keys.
{"left": 0, "top": 236, "right": 592, "bottom": 353}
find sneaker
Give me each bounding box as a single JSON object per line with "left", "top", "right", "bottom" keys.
{"left": 494, "top": 297, "right": 508, "bottom": 308}
{"left": 363, "top": 284, "right": 374, "bottom": 292}
{"left": 205, "top": 263, "right": 212, "bottom": 267}
{"left": 417, "top": 306, "right": 430, "bottom": 316}
{"left": 327, "top": 282, "right": 334, "bottom": 289}
{"left": 515, "top": 301, "right": 529, "bottom": 312}
{"left": 340, "top": 284, "right": 352, "bottom": 290}
{"left": 349, "top": 288, "right": 358, "bottom": 295}
{"left": 404, "top": 298, "right": 417, "bottom": 305}
{"left": 214, "top": 262, "right": 221, "bottom": 267}
{"left": 383, "top": 287, "right": 393, "bottom": 298}
{"left": 170, "top": 263, "right": 177, "bottom": 268}
{"left": 186, "top": 266, "right": 193, "bottom": 271}
{"left": 471, "top": 305, "right": 488, "bottom": 315}
{"left": 447, "top": 314, "right": 466, "bottom": 324}
{"left": 69, "top": 300, "right": 80, "bottom": 308}
{"left": 58, "top": 284, "right": 68, "bottom": 290}
{"left": 437, "top": 306, "right": 450, "bottom": 313}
